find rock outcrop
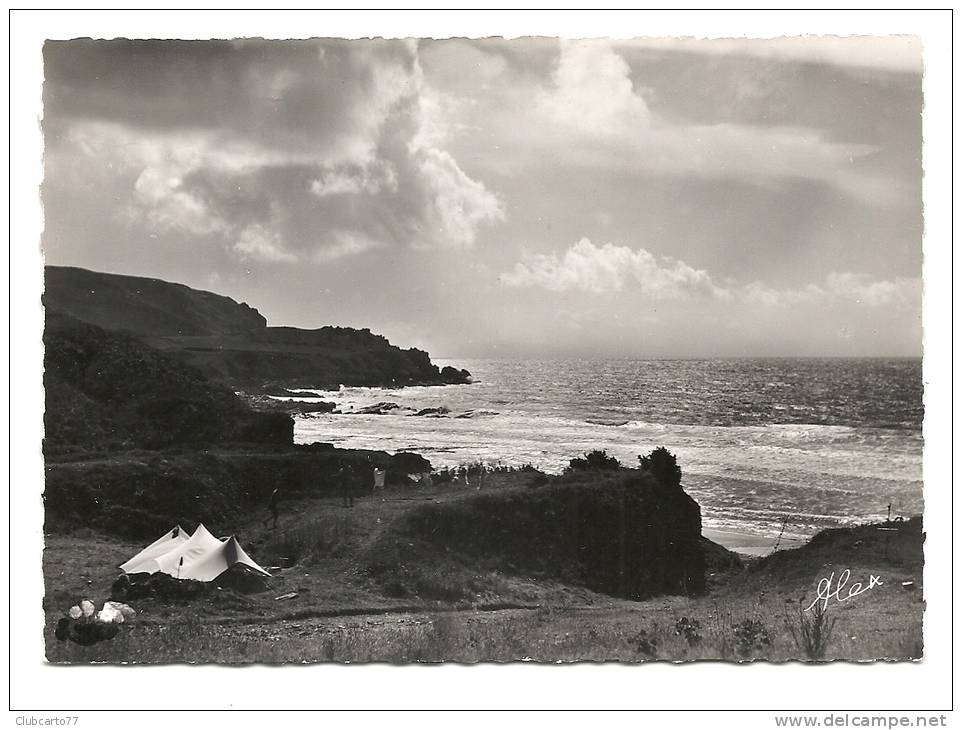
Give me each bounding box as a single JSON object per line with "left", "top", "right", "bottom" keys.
{"left": 353, "top": 402, "right": 409, "bottom": 415}
{"left": 440, "top": 366, "right": 472, "bottom": 384}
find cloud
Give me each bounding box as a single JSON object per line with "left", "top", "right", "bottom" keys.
{"left": 739, "top": 281, "right": 823, "bottom": 307}
{"left": 70, "top": 121, "right": 305, "bottom": 238}
{"left": 45, "top": 39, "right": 505, "bottom": 263}
{"left": 131, "top": 163, "right": 229, "bottom": 237}
{"left": 502, "top": 237, "right": 921, "bottom": 311}
{"left": 526, "top": 40, "right": 892, "bottom": 204}
{"left": 743, "top": 272, "right": 920, "bottom": 307}
{"left": 233, "top": 224, "right": 298, "bottom": 263}
{"left": 621, "top": 36, "right": 922, "bottom": 75}
{"left": 414, "top": 147, "right": 505, "bottom": 249}
{"left": 826, "top": 272, "right": 920, "bottom": 306}
{"left": 312, "top": 231, "right": 385, "bottom": 261}
{"left": 500, "top": 237, "right": 724, "bottom": 298}
{"left": 537, "top": 40, "right": 651, "bottom": 135}
{"left": 309, "top": 160, "right": 398, "bottom": 197}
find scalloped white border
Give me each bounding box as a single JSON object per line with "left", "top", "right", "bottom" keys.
{"left": 7, "top": 7, "right": 954, "bottom": 720}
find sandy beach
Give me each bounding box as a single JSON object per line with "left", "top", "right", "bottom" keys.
{"left": 702, "top": 527, "right": 806, "bottom": 557}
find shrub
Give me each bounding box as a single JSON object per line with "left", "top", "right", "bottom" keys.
{"left": 785, "top": 600, "right": 836, "bottom": 661}
{"left": 638, "top": 447, "right": 682, "bottom": 489}
{"left": 633, "top": 628, "right": 659, "bottom": 657}
{"left": 566, "top": 450, "right": 621, "bottom": 473}
{"left": 528, "top": 472, "right": 550, "bottom": 487}
{"left": 674, "top": 617, "right": 702, "bottom": 646}
{"left": 733, "top": 618, "right": 772, "bottom": 658}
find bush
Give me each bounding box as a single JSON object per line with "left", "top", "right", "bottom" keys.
{"left": 638, "top": 447, "right": 682, "bottom": 489}
{"left": 633, "top": 628, "right": 659, "bottom": 657}
{"left": 733, "top": 618, "right": 772, "bottom": 658}
{"left": 566, "top": 450, "right": 621, "bottom": 473}
{"left": 674, "top": 617, "right": 702, "bottom": 646}
{"left": 785, "top": 600, "right": 836, "bottom": 661}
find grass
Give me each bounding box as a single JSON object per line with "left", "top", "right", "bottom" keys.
{"left": 45, "top": 590, "right": 922, "bottom": 664}
{"left": 785, "top": 599, "right": 836, "bottom": 660}
{"left": 43, "top": 474, "right": 924, "bottom": 664}
{"left": 45, "top": 560, "right": 923, "bottom": 664}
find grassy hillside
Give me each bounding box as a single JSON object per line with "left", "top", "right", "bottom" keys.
{"left": 44, "top": 265, "right": 266, "bottom": 336}
{"left": 43, "top": 444, "right": 430, "bottom": 540}
{"left": 43, "top": 313, "right": 293, "bottom": 458}
{"left": 42, "top": 475, "right": 922, "bottom": 663}
{"left": 365, "top": 470, "right": 706, "bottom": 602}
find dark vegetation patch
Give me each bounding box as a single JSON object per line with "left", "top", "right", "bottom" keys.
{"left": 43, "top": 312, "right": 292, "bottom": 458}
{"left": 44, "top": 445, "right": 429, "bottom": 542}
{"left": 364, "top": 469, "right": 709, "bottom": 602}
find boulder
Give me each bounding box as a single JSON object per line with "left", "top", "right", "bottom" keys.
{"left": 356, "top": 402, "right": 402, "bottom": 415}
{"left": 413, "top": 407, "right": 450, "bottom": 417}
{"left": 440, "top": 366, "right": 472, "bottom": 384}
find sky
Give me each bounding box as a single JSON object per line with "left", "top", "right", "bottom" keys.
{"left": 41, "top": 36, "right": 923, "bottom": 358}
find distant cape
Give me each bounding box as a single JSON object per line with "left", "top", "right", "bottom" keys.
{"left": 43, "top": 265, "right": 470, "bottom": 392}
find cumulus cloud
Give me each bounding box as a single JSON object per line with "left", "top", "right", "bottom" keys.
{"left": 502, "top": 237, "right": 920, "bottom": 312}
{"left": 309, "top": 161, "right": 398, "bottom": 197}
{"left": 70, "top": 121, "right": 305, "bottom": 238}
{"left": 131, "top": 164, "right": 228, "bottom": 237}
{"left": 529, "top": 40, "right": 889, "bottom": 203}
{"left": 537, "top": 40, "right": 651, "bottom": 135}
{"left": 233, "top": 224, "right": 298, "bottom": 263}
{"left": 46, "top": 39, "right": 505, "bottom": 263}
{"left": 500, "top": 238, "right": 724, "bottom": 298}
{"left": 414, "top": 147, "right": 505, "bottom": 249}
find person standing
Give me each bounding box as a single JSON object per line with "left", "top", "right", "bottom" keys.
{"left": 263, "top": 487, "right": 280, "bottom": 529}
{"left": 340, "top": 463, "right": 355, "bottom": 508}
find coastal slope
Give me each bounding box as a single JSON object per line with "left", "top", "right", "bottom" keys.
{"left": 44, "top": 265, "right": 469, "bottom": 391}
{"left": 43, "top": 312, "right": 293, "bottom": 458}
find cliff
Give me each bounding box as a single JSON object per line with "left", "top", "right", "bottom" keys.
{"left": 43, "top": 266, "right": 468, "bottom": 391}
{"left": 145, "top": 326, "right": 443, "bottom": 391}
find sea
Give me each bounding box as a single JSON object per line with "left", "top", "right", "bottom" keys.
{"left": 286, "top": 358, "right": 923, "bottom": 546}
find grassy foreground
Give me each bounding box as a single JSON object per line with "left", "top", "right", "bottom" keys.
{"left": 43, "top": 473, "right": 923, "bottom": 664}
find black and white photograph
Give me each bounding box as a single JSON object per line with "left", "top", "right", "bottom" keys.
{"left": 8, "top": 7, "right": 955, "bottom": 716}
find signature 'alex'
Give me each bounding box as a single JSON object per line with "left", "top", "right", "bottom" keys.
{"left": 806, "top": 569, "right": 883, "bottom": 613}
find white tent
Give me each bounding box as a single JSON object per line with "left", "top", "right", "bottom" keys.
{"left": 119, "top": 525, "right": 189, "bottom": 574}
{"left": 152, "top": 523, "right": 224, "bottom": 577}
{"left": 120, "top": 524, "right": 270, "bottom": 581}
{"left": 177, "top": 536, "right": 270, "bottom": 582}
